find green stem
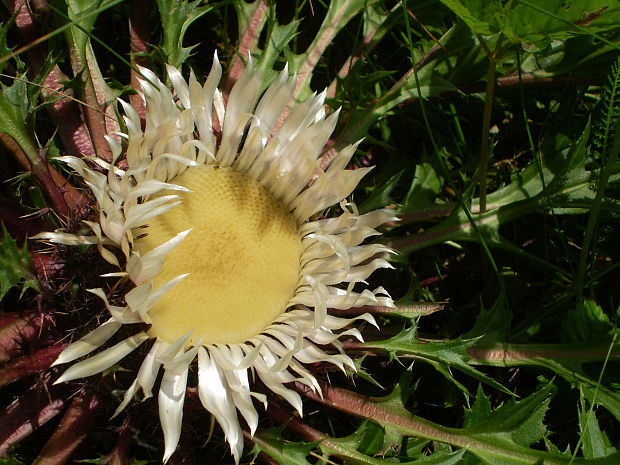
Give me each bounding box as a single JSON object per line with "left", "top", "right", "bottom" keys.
{"left": 575, "top": 106, "right": 620, "bottom": 301}
{"left": 477, "top": 34, "right": 500, "bottom": 214}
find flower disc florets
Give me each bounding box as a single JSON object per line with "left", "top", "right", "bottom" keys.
{"left": 38, "top": 53, "right": 396, "bottom": 463}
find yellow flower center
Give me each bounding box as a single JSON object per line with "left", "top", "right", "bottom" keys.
{"left": 137, "top": 165, "right": 302, "bottom": 346}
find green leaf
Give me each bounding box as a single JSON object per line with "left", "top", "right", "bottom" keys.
{"left": 438, "top": 0, "right": 620, "bottom": 48}
{"left": 256, "top": 13, "right": 300, "bottom": 82}
{"left": 155, "top": 0, "right": 212, "bottom": 68}
{"left": 0, "top": 74, "right": 38, "bottom": 160}
{"left": 465, "top": 384, "right": 552, "bottom": 448}
{"left": 401, "top": 159, "right": 444, "bottom": 212}
{"left": 321, "top": 383, "right": 608, "bottom": 464}
{"left": 329, "top": 421, "right": 387, "bottom": 458}
{"left": 0, "top": 15, "right": 15, "bottom": 75}
{"left": 252, "top": 430, "right": 316, "bottom": 465}
{"left": 579, "top": 391, "right": 618, "bottom": 459}
{"left": 593, "top": 57, "right": 620, "bottom": 158}
{"left": 580, "top": 376, "right": 620, "bottom": 423}
{"left": 0, "top": 457, "right": 25, "bottom": 465}
{"left": 364, "top": 327, "right": 512, "bottom": 395}
{"left": 405, "top": 450, "right": 467, "bottom": 464}
{"left": 438, "top": 0, "right": 506, "bottom": 35}
{"left": 463, "top": 385, "right": 492, "bottom": 429}
{"left": 505, "top": 1, "right": 620, "bottom": 48}
{"left": 359, "top": 170, "right": 403, "bottom": 214}
{"left": 351, "top": 355, "right": 385, "bottom": 390}
{"left": 561, "top": 300, "right": 614, "bottom": 343}
{"left": 321, "top": 420, "right": 466, "bottom": 465}
{"left": 392, "top": 112, "right": 620, "bottom": 260}
{"left": 63, "top": 0, "right": 118, "bottom": 96}
{"left": 0, "top": 224, "right": 39, "bottom": 301}
{"left": 465, "top": 296, "right": 512, "bottom": 344}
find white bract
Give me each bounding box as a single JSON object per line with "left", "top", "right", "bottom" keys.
{"left": 38, "top": 53, "right": 395, "bottom": 463}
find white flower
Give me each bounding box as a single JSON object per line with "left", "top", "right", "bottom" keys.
{"left": 38, "top": 52, "right": 395, "bottom": 463}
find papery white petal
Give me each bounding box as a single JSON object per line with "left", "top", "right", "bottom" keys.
{"left": 87, "top": 288, "right": 143, "bottom": 324}
{"left": 128, "top": 229, "right": 191, "bottom": 284}
{"left": 54, "top": 332, "right": 148, "bottom": 384}
{"left": 32, "top": 232, "right": 101, "bottom": 246}
{"left": 160, "top": 366, "right": 189, "bottom": 463}
{"left": 138, "top": 340, "right": 165, "bottom": 399}
{"left": 198, "top": 347, "right": 243, "bottom": 463}
{"left": 52, "top": 318, "right": 122, "bottom": 366}
{"left": 113, "top": 379, "right": 140, "bottom": 419}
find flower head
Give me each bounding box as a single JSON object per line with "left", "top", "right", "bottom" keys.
{"left": 39, "top": 53, "right": 395, "bottom": 462}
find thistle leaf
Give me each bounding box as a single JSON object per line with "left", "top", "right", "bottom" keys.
{"left": 579, "top": 391, "right": 618, "bottom": 459}
{"left": 252, "top": 430, "right": 316, "bottom": 465}
{"left": 561, "top": 300, "right": 614, "bottom": 343}
{"left": 0, "top": 224, "right": 39, "bottom": 301}
{"left": 365, "top": 327, "right": 512, "bottom": 395}
{"left": 155, "top": 0, "right": 212, "bottom": 68}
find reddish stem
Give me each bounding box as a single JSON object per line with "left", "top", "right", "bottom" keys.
{"left": 0, "top": 377, "right": 70, "bottom": 456}
{"left": 70, "top": 46, "right": 114, "bottom": 163}
{"left": 266, "top": 402, "right": 324, "bottom": 441}
{"left": 8, "top": 0, "right": 97, "bottom": 159}
{"left": 224, "top": 0, "right": 268, "bottom": 94}
{"left": 0, "top": 133, "right": 71, "bottom": 217}
{"left": 129, "top": 0, "right": 151, "bottom": 125}
{"left": 33, "top": 250, "right": 66, "bottom": 284}
{"left": 104, "top": 417, "right": 134, "bottom": 465}
{"left": 0, "top": 312, "right": 54, "bottom": 363}
{"left": 33, "top": 390, "right": 104, "bottom": 465}
{"left": 0, "top": 344, "right": 67, "bottom": 387}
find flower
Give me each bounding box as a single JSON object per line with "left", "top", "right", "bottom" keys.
{"left": 38, "top": 53, "right": 396, "bottom": 463}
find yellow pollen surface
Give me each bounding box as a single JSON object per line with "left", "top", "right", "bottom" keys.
{"left": 136, "top": 165, "right": 302, "bottom": 346}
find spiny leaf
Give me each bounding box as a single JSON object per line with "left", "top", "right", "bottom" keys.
{"left": 252, "top": 430, "right": 316, "bottom": 465}
{"left": 285, "top": 0, "right": 384, "bottom": 100}
{"left": 505, "top": 1, "right": 620, "bottom": 48}
{"left": 338, "top": 421, "right": 385, "bottom": 456}
{"left": 0, "top": 224, "right": 39, "bottom": 301}
{"left": 321, "top": 420, "right": 466, "bottom": 465}
{"left": 315, "top": 384, "right": 607, "bottom": 464}
{"left": 579, "top": 391, "right": 618, "bottom": 459}
{"left": 465, "top": 295, "right": 512, "bottom": 344}
{"left": 580, "top": 380, "right": 620, "bottom": 424}
{"left": 463, "top": 383, "right": 553, "bottom": 448}
{"left": 392, "top": 115, "right": 620, "bottom": 258}
{"left": 463, "top": 385, "right": 492, "bottom": 429}
{"left": 155, "top": 0, "right": 212, "bottom": 68}
{"left": 512, "top": 351, "right": 620, "bottom": 424}
{"left": 0, "top": 15, "right": 15, "bottom": 75}
{"left": 364, "top": 327, "right": 512, "bottom": 395}
{"left": 359, "top": 170, "right": 403, "bottom": 214}
{"left": 255, "top": 10, "right": 300, "bottom": 82}
{"left": 351, "top": 355, "right": 385, "bottom": 390}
